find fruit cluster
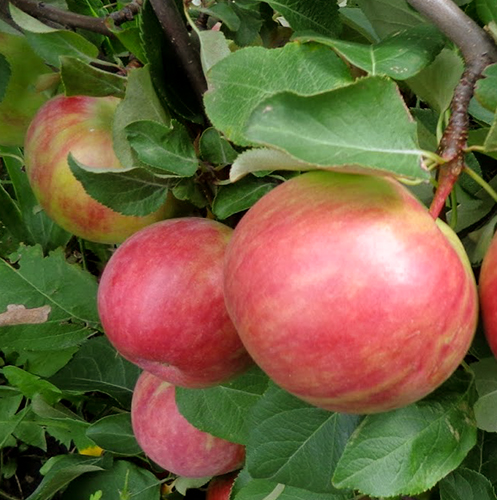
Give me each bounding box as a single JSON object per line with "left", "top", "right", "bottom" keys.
{"left": 22, "top": 94, "right": 497, "bottom": 494}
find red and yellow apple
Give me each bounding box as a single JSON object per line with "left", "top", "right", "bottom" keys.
{"left": 478, "top": 232, "right": 497, "bottom": 355}
{"left": 98, "top": 217, "right": 253, "bottom": 388}
{"left": 24, "top": 95, "right": 173, "bottom": 244}
{"left": 131, "top": 371, "right": 245, "bottom": 478}
{"left": 206, "top": 472, "right": 238, "bottom": 500}
{"left": 224, "top": 170, "right": 478, "bottom": 414}
{"left": 0, "top": 32, "right": 52, "bottom": 147}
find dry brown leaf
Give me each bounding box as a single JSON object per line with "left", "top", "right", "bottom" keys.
{"left": 0, "top": 304, "right": 51, "bottom": 326}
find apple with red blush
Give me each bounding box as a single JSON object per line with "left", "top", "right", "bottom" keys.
{"left": 224, "top": 170, "right": 478, "bottom": 414}
{"left": 98, "top": 217, "right": 253, "bottom": 388}
{"left": 131, "top": 370, "right": 245, "bottom": 478}
{"left": 24, "top": 94, "right": 174, "bottom": 244}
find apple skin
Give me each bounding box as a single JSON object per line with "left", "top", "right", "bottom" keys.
{"left": 206, "top": 472, "right": 238, "bottom": 500}
{"left": 0, "top": 33, "right": 51, "bottom": 147}
{"left": 479, "top": 233, "right": 497, "bottom": 356}
{"left": 24, "top": 95, "right": 173, "bottom": 244}
{"left": 97, "top": 217, "right": 253, "bottom": 388}
{"left": 224, "top": 171, "right": 478, "bottom": 414}
{"left": 131, "top": 371, "right": 245, "bottom": 478}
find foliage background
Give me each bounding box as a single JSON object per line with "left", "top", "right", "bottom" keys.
{"left": 2, "top": 0, "right": 497, "bottom": 499}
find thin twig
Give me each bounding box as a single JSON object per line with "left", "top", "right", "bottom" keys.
{"left": 407, "top": 0, "right": 497, "bottom": 219}
{"left": 9, "top": 0, "right": 114, "bottom": 36}
{"left": 149, "top": 0, "right": 207, "bottom": 107}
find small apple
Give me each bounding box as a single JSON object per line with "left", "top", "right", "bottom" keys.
{"left": 206, "top": 472, "right": 238, "bottom": 500}
{"left": 478, "top": 232, "right": 497, "bottom": 356}
{"left": 97, "top": 217, "right": 253, "bottom": 388}
{"left": 224, "top": 170, "right": 478, "bottom": 414}
{"left": 24, "top": 94, "right": 174, "bottom": 244}
{"left": 0, "top": 32, "right": 52, "bottom": 147}
{"left": 131, "top": 371, "right": 245, "bottom": 478}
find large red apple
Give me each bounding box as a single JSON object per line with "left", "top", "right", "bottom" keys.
{"left": 98, "top": 217, "right": 253, "bottom": 388}
{"left": 24, "top": 95, "right": 174, "bottom": 244}
{"left": 224, "top": 171, "right": 478, "bottom": 414}
{"left": 478, "top": 232, "right": 497, "bottom": 355}
{"left": 131, "top": 371, "right": 245, "bottom": 478}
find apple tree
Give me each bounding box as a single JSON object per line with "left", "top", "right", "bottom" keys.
{"left": 2, "top": 0, "right": 497, "bottom": 499}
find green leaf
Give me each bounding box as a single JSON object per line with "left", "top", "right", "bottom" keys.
{"left": 439, "top": 468, "right": 497, "bottom": 500}
{"left": 265, "top": 0, "right": 340, "bottom": 37}
{"left": 86, "top": 413, "right": 142, "bottom": 456}
{"left": 230, "top": 148, "right": 307, "bottom": 182}
{"left": 477, "top": 0, "right": 497, "bottom": 25}
{"left": 198, "top": 29, "right": 232, "bottom": 74}
{"left": 234, "top": 476, "right": 353, "bottom": 500}
{"left": 204, "top": 42, "right": 353, "bottom": 146}
{"left": 297, "top": 24, "right": 444, "bottom": 80}
{"left": 125, "top": 120, "right": 199, "bottom": 176}
{"left": 0, "top": 181, "right": 26, "bottom": 243}
{"left": 176, "top": 367, "right": 269, "bottom": 444}
{"left": 475, "top": 64, "right": 497, "bottom": 112}
{"left": 68, "top": 155, "right": 170, "bottom": 217}
{"left": 221, "top": 2, "right": 263, "bottom": 46}
{"left": 14, "top": 411, "right": 47, "bottom": 450}
{"left": 60, "top": 56, "right": 127, "bottom": 98}
{"left": 407, "top": 48, "right": 464, "bottom": 114}
{"left": 332, "top": 372, "right": 477, "bottom": 498}
{"left": 60, "top": 459, "right": 161, "bottom": 500}
{"left": 15, "top": 347, "right": 79, "bottom": 378}
{"left": 471, "top": 357, "right": 497, "bottom": 432}
{"left": 2, "top": 366, "right": 61, "bottom": 405}
{"left": 355, "top": 0, "right": 426, "bottom": 39}
{"left": 212, "top": 176, "right": 276, "bottom": 219}
{"left": 0, "top": 53, "right": 9, "bottom": 102}
{"left": 0, "top": 245, "right": 99, "bottom": 352}
{"left": 200, "top": 3, "right": 241, "bottom": 31}
{"left": 111, "top": 25, "right": 147, "bottom": 64}
{"left": 31, "top": 395, "right": 94, "bottom": 451}
{"left": 24, "top": 29, "right": 99, "bottom": 69}
{"left": 0, "top": 148, "right": 71, "bottom": 251}
{"left": 245, "top": 76, "right": 427, "bottom": 180}
{"left": 200, "top": 128, "right": 238, "bottom": 166}
{"left": 112, "top": 65, "right": 171, "bottom": 170}
{"left": 25, "top": 454, "right": 110, "bottom": 500}
{"left": 50, "top": 336, "right": 141, "bottom": 408}
{"left": 171, "top": 178, "right": 208, "bottom": 208}
{"left": 9, "top": 5, "right": 99, "bottom": 68}
{"left": 246, "top": 383, "right": 359, "bottom": 494}
{"left": 0, "top": 394, "right": 23, "bottom": 448}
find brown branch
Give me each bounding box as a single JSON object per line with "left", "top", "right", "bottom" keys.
{"left": 407, "top": 0, "right": 497, "bottom": 219}
{"left": 9, "top": 0, "right": 114, "bottom": 36}
{"left": 429, "top": 60, "right": 490, "bottom": 219}
{"left": 149, "top": 0, "right": 207, "bottom": 108}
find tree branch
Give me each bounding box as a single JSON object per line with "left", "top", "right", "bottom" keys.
{"left": 149, "top": 0, "right": 207, "bottom": 108}
{"left": 407, "top": 0, "right": 497, "bottom": 219}
{"left": 9, "top": 0, "right": 114, "bottom": 36}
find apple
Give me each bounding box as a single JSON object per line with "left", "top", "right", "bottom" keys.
{"left": 206, "top": 472, "right": 238, "bottom": 500}
{"left": 97, "top": 217, "right": 253, "bottom": 387}
{"left": 478, "top": 232, "right": 497, "bottom": 356}
{"left": 24, "top": 94, "right": 174, "bottom": 244}
{"left": 131, "top": 370, "right": 245, "bottom": 478}
{"left": 224, "top": 170, "right": 478, "bottom": 414}
{"left": 0, "top": 32, "right": 51, "bottom": 146}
